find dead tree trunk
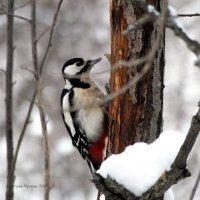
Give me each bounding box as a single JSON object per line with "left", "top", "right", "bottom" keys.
{"left": 108, "top": 0, "right": 165, "bottom": 155}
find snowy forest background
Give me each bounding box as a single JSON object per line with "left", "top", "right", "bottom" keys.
{"left": 0, "top": 0, "right": 200, "bottom": 200}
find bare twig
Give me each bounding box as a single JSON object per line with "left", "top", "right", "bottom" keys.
{"left": 21, "top": 66, "right": 37, "bottom": 77}
{"left": 30, "top": 1, "right": 64, "bottom": 199}
{"left": 30, "top": 1, "right": 51, "bottom": 199}
{"left": 5, "top": 0, "right": 15, "bottom": 199}
{"left": 39, "top": 0, "right": 64, "bottom": 74}
{"left": 8, "top": 13, "right": 31, "bottom": 22}
{"left": 36, "top": 26, "right": 52, "bottom": 43}
{"left": 31, "top": 0, "right": 38, "bottom": 77}
{"left": 167, "top": 13, "right": 200, "bottom": 57}
{"left": 189, "top": 169, "right": 200, "bottom": 200}
{"left": 12, "top": 91, "right": 36, "bottom": 177}
{"left": 0, "top": 11, "right": 31, "bottom": 23}
{"left": 37, "top": 98, "right": 51, "bottom": 200}
{"left": 14, "top": 0, "right": 31, "bottom": 10}
{"left": 178, "top": 13, "right": 200, "bottom": 17}
{"left": 173, "top": 106, "right": 200, "bottom": 169}
{"left": 0, "top": 68, "right": 6, "bottom": 73}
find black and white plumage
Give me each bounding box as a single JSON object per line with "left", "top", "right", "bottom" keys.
{"left": 60, "top": 57, "right": 108, "bottom": 172}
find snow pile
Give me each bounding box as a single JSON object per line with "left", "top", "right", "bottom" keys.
{"left": 97, "top": 131, "right": 185, "bottom": 198}
{"left": 164, "top": 189, "right": 174, "bottom": 200}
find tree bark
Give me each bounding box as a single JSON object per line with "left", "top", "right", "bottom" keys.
{"left": 108, "top": 0, "right": 165, "bottom": 154}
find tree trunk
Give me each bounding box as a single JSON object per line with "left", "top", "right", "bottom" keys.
{"left": 6, "top": 0, "right": 15, "bottom": 199}
{"left": 108, "top": 0, "right": 165, "bottom": 155}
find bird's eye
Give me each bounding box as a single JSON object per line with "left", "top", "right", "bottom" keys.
{"left": 76, "top": 62, "right": 82, "bottom": 66}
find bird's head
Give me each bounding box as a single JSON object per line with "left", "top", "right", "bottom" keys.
{"left": 62, "top": 57, "right": 102, "bottom": 79}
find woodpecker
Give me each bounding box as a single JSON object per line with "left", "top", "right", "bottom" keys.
{"left": 60, "top": 57, "right": 108, "bottom": 173}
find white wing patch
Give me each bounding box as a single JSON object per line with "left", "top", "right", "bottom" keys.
{"left": 62, "top": 93, "right": 76, "bottom": 137}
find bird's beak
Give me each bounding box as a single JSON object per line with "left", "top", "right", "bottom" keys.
{"left": 88, "top": 58, "right": 102, "bottom": 66}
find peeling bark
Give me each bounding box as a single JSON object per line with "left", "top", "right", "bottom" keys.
{"left": 108, "top": 0, "right": 165, "bottom": 157}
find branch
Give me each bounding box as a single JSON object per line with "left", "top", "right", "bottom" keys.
{"left": 8, "top": 13, "right": 31, "bottom": 23}
{"left": 92, "top": 174, "right": 137, "bottom": 200}
{"left": 31, "top": 0, "right": 38, "bottom": 77}
{"left": 35, "top": 25, "right": 52, "bottom": 43}
{"left": 5, "top": 0, "right": 15, "bottom": 199}
{"left": 37, "top": 101, "right": 51, "bottom": 200}
{"left": 30, "top": 1, "right": 64, "bottom": 200}
{"left": 172, "top": 105, "right": 200, "bottom": 169}
{"left": 30, "top": 1, "right": 51, "bottom": 199}
{"left": 166, "top": 11, "right": 200, "bottom": 57}
{"left": 93, "top": 103, "right": 200, "bottom": 200}
{"left": 189, "top": 169, "right": 200, "bottom": 200}
{"left": 12, "top": 91, "right": 36, "bottom": 180}
{"left": 0, "top": 11, "right": 31, "bottom": 23}
{"left": 178, "top": 13, "right": 200, "bottom": 17}
{"left": 39, "top": 0, "right": 63, "bottom": 74}
{"left": 14, "top": 0, "right": 31, "bottom": 10}
{"left": 141, "top": 104, "right": 200, "bottom": 199}
{"left": 141, "top": 168, "right": 190, "bottom": 200}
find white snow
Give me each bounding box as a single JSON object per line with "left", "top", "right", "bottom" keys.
{"left": 147, "top": 5, "right": 160, "bottom": 16}
{"left": 168, "top": 5, "right": 177, "bottom": 17}
{"left": 164, "top": 189, "right": 174, "bottom": 200}
{"left": 168, "top": 5, "right": 185, "bottom": 31}
{"left": 97, "top": 130, "right": 185, "bottom": 197}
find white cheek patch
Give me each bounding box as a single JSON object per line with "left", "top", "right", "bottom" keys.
{"left": 64, "top": 63, "right": 84, "bottom": 76}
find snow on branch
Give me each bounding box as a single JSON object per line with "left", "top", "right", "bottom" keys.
{"left": 167, "top": 6, "right": 200, "bottom": 58}
{"left": 92, "top": 174, "right": 137, "bottom": 200}
{"left": 141, "top": 104, "right": 200, "bottom": 199}
{"left": 93, "top": 104, "right": 200, "bottom": 199}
